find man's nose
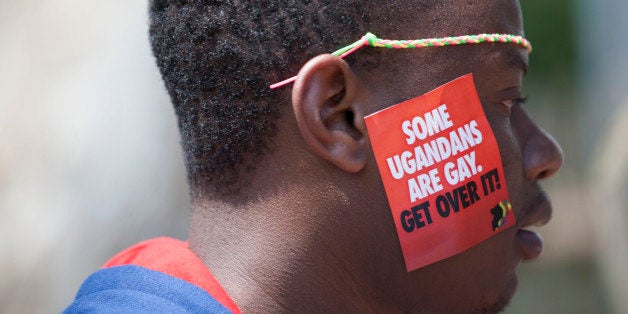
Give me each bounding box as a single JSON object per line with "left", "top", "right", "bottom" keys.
{"left": 523, "top": 127, "right": 563, "bottom": 180}
{"left": 514, "top": 106, "right": 564, "bottom": 181}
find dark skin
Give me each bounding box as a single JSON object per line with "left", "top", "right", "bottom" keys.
{"left": 189, "top": 0, "right": 563, "bottom": 312}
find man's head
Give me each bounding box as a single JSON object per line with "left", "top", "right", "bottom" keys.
{"left": 149, "top": 0, "right": 414, "bottom": 199}
{"left": 149, "top": 0, "right": 563, "bottom": 312}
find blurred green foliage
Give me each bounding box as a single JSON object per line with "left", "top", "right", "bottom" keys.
{"left": 510, "top": 260, "right": 609, "bottom": 314}
{"left": 522, "top": 0, "right": 575, "bottom": 77}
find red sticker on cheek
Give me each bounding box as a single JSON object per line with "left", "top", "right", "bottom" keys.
{"left": 365, "top": 73, "right": 515, "bottom": 272}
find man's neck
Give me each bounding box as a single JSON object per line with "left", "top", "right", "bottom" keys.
{"left": 187, "top": 192, "right": 382, "bottom": 312}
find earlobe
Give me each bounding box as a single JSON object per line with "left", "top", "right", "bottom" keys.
{"left": 292, "top": 54, "right": 368, "bottom": 173}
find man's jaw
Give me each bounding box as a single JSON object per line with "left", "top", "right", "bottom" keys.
{"left": 515, "top": 190, "right": 552, "bottom": 261}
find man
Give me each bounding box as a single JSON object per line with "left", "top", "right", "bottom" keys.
{"left": 66, "top": 0, "right": 562, "bottom": 312}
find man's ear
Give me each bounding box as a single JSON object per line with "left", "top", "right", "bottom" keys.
{"left": 292, "top": 54, "right": 368, "bottom": 173}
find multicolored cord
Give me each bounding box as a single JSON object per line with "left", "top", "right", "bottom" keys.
{"left": 270, "top": 32, "right": 532, "bottom": 89}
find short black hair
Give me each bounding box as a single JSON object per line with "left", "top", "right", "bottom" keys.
{"left": 148, "top": 0, "right": 428, "bottom": 199}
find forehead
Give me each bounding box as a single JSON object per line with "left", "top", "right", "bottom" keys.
{"left": 487, "top": 46, "right": 529, "bottom": 75}
{"left": 368, "top": 0, "right": 527, "bottom": 101}
{"left": 387, "top": 0, "right": 524, "bottom": 38}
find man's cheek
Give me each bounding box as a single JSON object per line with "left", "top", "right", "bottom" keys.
{"left": 365, "top": 74, "right": 516, "bottom": 272}
{"left": 491, "top": 123, "right": 526, "bottom": 225}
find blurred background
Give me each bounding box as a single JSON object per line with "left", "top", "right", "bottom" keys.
{"left": 0, "top": 0, "right": 626, "bottom": 313}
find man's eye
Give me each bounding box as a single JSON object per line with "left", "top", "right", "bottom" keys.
{"left": 500, "top": 97, "right": 527, "bottom": 109}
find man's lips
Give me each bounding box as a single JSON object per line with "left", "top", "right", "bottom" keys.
{"left": 516, "top": 229, "right": 543, "bottom": 260}
{"left": 516, "top": 191, "right": 552, "bottom": 261}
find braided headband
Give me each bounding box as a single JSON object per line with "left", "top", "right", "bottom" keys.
{"left": 270, "top": 32, "right": 532, "bottom": 89}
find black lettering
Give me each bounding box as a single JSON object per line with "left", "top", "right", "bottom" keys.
{"left": 457, "top": 185, "right": 471, "bottom": 208}
{"left": 481, "top": 172, "right": 489, "bottom": 196}
{"left": 411, "top": 206, "right": 426, "bottom": 229}
{"left": 412, "top": 201, "right": 432, "bottom": 227}
{"left": 401, "top": 210, "right": 414, "bottom": 232}
{"left": 494, "top": 169, "right": 502, "bottom": 190}
{"left": 401, "top": 201, "right": 433, "bottom": 233}
{"left": 467, "top": 181, "right": 480, "bottom": 204}
{"left": 421, "top": 201, "right": 433, "bottom": 224}
{"left": 445, "top": 190, "right": 460, "bottom": 213}
{"left": 481, "top": 168, "right": 499, "bottom": 196}
{"left": 435, "top": 195, "right": 450, "bottom": 218}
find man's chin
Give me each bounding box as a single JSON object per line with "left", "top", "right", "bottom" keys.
{"left": 470, "top": 273, "right": 518, "bottom": 314}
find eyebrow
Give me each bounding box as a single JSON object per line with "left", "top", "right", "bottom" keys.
{"left": 504, "top": 49, "right": 529, "bottom": 75}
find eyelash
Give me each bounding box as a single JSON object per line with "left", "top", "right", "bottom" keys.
{"left": 501, "top": 96, "right": 527, "bottom": 109}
